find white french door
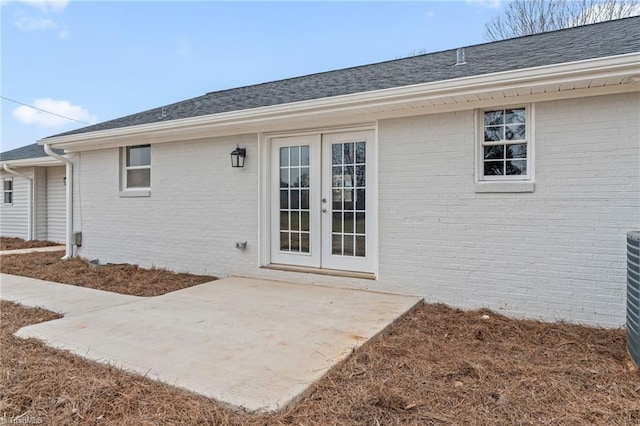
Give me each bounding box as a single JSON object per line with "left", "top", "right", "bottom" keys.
{"left": 270, "top": 130, "right": 376, "bottom": 273}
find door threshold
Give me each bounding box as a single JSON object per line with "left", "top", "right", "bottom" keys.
{"left": 262, "top": 264, "right": 376, "bottom": 280}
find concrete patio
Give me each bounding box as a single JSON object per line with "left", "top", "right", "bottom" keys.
{"left": 0, "top": 273, "right": 422, "bottom": 411}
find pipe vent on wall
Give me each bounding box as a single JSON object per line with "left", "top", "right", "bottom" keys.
{"left": 455, "top": 48, "right": 466, "bottom": 66}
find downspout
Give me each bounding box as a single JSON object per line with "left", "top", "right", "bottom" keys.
{"left": 2, "top": 164, "right": 33, "bottom": 241}
{"left": 44, "top": 144, "right": 73, "bottom": 259}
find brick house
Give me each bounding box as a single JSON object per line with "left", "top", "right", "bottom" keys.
{"left": 39, "top": 17, "right": 639, "bottom": 327}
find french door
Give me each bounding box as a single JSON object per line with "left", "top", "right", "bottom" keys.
{"left": 270, "top": 130, "right": 376, "bottom": 273}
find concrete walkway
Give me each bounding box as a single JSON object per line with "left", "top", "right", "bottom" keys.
{"left": 0, "top": 273, "right": 422, "bottom": 412}
{"left": 0, "top": 245, "right": 65, "bottom": 256}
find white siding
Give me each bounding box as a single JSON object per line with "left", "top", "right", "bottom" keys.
{"left": 72, "top": 92, "right": 640, "bottom": 327}
{"left": 0, "top": 169, "right": 32, "bottom": 240}
{"left": 46, "top": 166, "right": 66, "bottom": 243}
{"left": 34, "top": 167, "right": 47, "bottom": 240}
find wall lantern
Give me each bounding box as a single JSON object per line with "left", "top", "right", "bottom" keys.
{"left": 230, "top": 145, "right": 247, "bottom": 168}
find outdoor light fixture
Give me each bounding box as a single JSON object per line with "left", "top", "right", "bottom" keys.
{"left": 230, "top": 145, "right": 247, "bottom": 168}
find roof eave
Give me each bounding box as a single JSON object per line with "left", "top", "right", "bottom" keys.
{"left": 41, "top": 52, "right": 640, "bottom": 152}
{"left": 0, "top": 156, "right": 65, "bottom": 168}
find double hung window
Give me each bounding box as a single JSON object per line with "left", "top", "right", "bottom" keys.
{"left": 480, "top": 107, "right": 530, "bottom": 180}
{"left": 3, "top": 179, "right": 13, "bottom": 204}
{"left": 123, "top": 145, "right": 151, "bottom": 189}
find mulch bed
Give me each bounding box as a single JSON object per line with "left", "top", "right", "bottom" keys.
{"left": 1, "top": 251, "right": 639, "bottom": 424}
{"left": 0, "top": 251, "right": 215, "bottom": 296}
{"left": 0, "top": 237, "right": 60, "bottom": 251}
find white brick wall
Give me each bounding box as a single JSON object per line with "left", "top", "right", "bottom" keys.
{"left": 72, "top": 92, "right": 639, "bottom": 327}
{"left": 375, "top": 92, "right": 639, "bottom": 327}
{"left": 74, "top": 134, "right": 259, "bottom": 277}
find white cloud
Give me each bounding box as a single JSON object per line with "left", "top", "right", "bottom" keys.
{"left": 465, "top": 0, "right": 502, "bottom": 9}
{"left": 15, "top": 14, "right": 56, "bottom": 30}
{"left": 12, "top": 98, "right": 97, "bottom": 127}
{"left": 20, "top": 0, "right": 68, "bottom": 13}
{"left": 14, "top": 11, "right": 68, "bottom": 37}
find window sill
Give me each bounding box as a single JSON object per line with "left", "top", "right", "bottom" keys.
{"left": 474, "top": 181, "right": 535, "bottom": 193}
{"left": 119, "top": 190, "right": 150, "bottom": 198}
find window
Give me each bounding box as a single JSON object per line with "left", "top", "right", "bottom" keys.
{"left": 3, "top": 178, "right": 13, "bottom": 204}
{"left": 480, "top": 106, "right": 530, "bottom": 180}
{"left": 123, "top": 145, "right": 151, "bottom": 189}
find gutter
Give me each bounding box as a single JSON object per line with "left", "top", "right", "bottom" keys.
{"left": 2, "top": 164, "right": 33, "bottom": 241}
{"left": 43, "top": 144, "right": 73, "bottom": 259}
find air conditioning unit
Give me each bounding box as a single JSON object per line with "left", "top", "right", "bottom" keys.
{"left": 627, "top": 231, "right": 640, "bottom": 369}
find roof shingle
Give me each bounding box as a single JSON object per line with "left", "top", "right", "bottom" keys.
{"left": 48, "top": 16, "right": 640, "bottom": 139}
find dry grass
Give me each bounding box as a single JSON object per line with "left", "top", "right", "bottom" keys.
{"left": 2, "top": 303, "right": 639, "bottom": 425}
{"left": 0, "top": 237, "right": 60, "bottom": 251}
{"left": 1, "top": 252, "right": 639, "bottom": 424}
{"left": 0, "top": 251, "right": 215, "bottom": 296}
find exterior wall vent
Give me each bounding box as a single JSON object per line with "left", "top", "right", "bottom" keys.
{"left": 627, "top": 231, "right": 640, "bottom": 369}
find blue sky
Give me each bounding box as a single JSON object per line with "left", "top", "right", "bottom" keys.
{"left": 1, "top": 0, "right": 506, "bottom": 152}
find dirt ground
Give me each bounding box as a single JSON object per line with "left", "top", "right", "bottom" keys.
{"left": 0, "top": 237, "right": 60, "bottom": 251}
{"left": 0, "top": 251, "right": 215, "bottom": 296}
{"left": 1, "top": 253, "right": 639, "bottom": 425}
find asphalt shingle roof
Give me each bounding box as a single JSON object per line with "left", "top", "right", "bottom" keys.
{"left": 49, "top": 16, "right": 640, "bottom": 139}
{"left": 0, "top": 143, "right": 64, "bottom": 162}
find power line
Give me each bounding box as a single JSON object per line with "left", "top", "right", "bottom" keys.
{"left": 0, "top": 95, "right": 91, "bottom": 125}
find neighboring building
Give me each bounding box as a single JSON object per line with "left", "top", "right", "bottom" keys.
{"left": 41, "top": 18, "right": 639, "bottom": 327}
{"left": 0, "top": 143, "right": 66, "bottom": 243}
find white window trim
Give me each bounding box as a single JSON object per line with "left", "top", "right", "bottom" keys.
{"left": 474, "top": 104, "right": 535, "bottom": 192}
{"left": 3, "top": 178, "right": 13, "bottom": 205}
{"left": 121, "top": 145, "right": 151, "bottom": 193}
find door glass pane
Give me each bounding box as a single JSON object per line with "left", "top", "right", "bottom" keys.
{"left": 291, "top": 212, "right": 300, "bottom": 231}
{"left": 280, "top": 190, "right": 289, "bottom": 209}
{"left": 300, "top": 211, "right": 309, "bottom": 232}
{"left": 356, "top": 165, "right": 366, "bottom": 187}
{"left": 332, "top": 189, "right": 342, "bottom": 210}
{"left": 356, "top": 236, "right": 366, "bottom": 257}
{"left": 300, "top": 167, "right": 309, "bottom": 188}
{"left": 356, "top": 142, "right": 366, "bottom": 164}
{"left": 332, "top": 144, "right": 341, "bottom": 165}
{"left": 301, "top": 233, "right": 310, "bottom": 253}
{"left": 280, "top": 232, "right": 289, "bottom": 251}
{"left": 280, "top": 169, "right": 289, "bottom": 188}
{"left": 343, "top": 143, "right": 354, "bottom": 164}
{"left": 332, "top": 212, "right": 342, "bottom": 233}
{"left": 290, "top": 168, "right": 299, "bottom": 188}
{"left": 279, "top": 145, "right": 310, "bottom": 253}
{"left": 330, "top": 141, "right": 366, "bottom": 258}
{"left": 300, "top": 189, "right": 309, "bottom": 209}
{"left": 280, "top": 147, "right": 289, "bottom": 167}
{"left": 280, "top": 211, "right": 289, "bottom": 230}
{"left": 356, "top": 212, "right": 366, "bottom": 234}
{"left": 343, "top": 235, "right": 354, "bottom": 256}
{"left": 344, "top": 212, "right": 354, "bottom": 233}
{"left": 332, "top": 234, "right": 342, "bottom": 255}
{"left": 290, "top": 146, "right": 299, "bottom": 166}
